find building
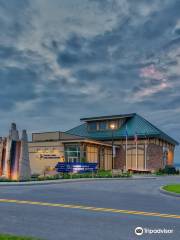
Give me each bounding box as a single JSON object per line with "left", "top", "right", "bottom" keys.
{"left": 29, "top": 131, "right": 112, "bottom": 174}
{"left": 29, "top": 113, "right": 178, "bottom": 174}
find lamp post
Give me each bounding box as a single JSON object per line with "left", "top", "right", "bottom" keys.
{"left": 110, "top": 123, "right": 115, "bottom": 169}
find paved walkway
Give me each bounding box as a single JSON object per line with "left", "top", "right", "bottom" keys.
{"left": 0, "top": 175, "right": 156, "bottom": 186}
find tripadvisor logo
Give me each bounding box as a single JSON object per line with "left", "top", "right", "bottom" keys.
{"left": 135, "top": 227, "right": 143, "bottom": 236}
{"left": 135, "top": 226, "right": 174, "bottom": 236}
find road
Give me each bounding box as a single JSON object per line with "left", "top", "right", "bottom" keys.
{"left": 0, "top": 176, "right": 180, "bottom": 240}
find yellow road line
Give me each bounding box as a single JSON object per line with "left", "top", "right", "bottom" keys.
{"left": 0, "top": 198, "right": 179, "bottom": 219}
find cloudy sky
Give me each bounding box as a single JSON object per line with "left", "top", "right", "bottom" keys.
{"left": 0, "top": 0, "right": 180, "bottom": 162}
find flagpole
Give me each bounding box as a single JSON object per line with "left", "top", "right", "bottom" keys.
{"left": 145, "top": 140, "right": 147, "bottom": 170}
{"left": 136, "top": 134, "right": 138, "bottom": 170}
{"left": 126, "top": 134, "right": 127, "bottom": 170}
{"left": 144, "top": 132, "right": 147, "bottom": 170}
{"left": 125, "top": 125, "right": 128, "bottom": 170}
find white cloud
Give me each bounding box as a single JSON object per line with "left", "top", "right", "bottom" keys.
{"left": 128, "top": 82, "right": 170, "bottom": 103}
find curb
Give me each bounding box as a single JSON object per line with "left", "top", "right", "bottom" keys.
{"left": 159, "top": 186, "right": 180, "bottom": 198}
{"left": 0, "top": 176, "right": 157, "bottom": 187}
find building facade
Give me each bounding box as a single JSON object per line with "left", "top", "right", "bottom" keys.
{"left": 29, "top": 113, "right": 178, "bottom": 174}
{"left": 29, "top": 132, "right": 112, "bottom": 174}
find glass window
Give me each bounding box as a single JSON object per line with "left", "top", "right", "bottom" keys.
{"left": 99, "top": 121, "right": 107, "bottom": 130}
{"left": 86, "top": 145, "right": 98, "bottom": 162}
{"left": 88, "top": 122, "right": 97, "bottom": 131}
{"left": 65, "top": 144, "right": 80, "bottom": 162}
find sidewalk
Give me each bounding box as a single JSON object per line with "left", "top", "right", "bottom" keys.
{"left": 0, "top": 175, "right": 157, "bottom": 186}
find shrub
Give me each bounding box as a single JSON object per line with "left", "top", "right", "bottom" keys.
{"left": 80, "top": 157, "right": 87, "bottom": 163}
{"left": 0, "top": 178, "right": 17, "bottom": 182}
{"left": 156, "top": 165, "right": 179, "bottom": 175}
{"left": 163, "top": 165, "right": 177, "bottom": 174}
{"left": 31, "top": 174, "right": 40, "bottom": 179}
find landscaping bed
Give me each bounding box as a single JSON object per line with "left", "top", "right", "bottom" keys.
{"left": 0, "top": 170, "right": 131, "bottom": 182}
{"left": 162, "top": 184, "right": 180, "bottom": 194}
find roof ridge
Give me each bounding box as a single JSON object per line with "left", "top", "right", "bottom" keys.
{"left": 80, "top": 113, "right": 136, "bottom": 121}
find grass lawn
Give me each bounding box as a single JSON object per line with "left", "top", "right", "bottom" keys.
{"left": 0, "top": 234, "right": 40, "bottom": 240}
{"left": 163, "top": 184, "right": 180, "bottom": 194}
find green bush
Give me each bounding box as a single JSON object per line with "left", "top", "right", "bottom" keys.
{"left": 0, "top": 178, "right": 18, "bottom": 182}
{"left": 163, "top": 165, "right": 177, "bottom": 174}
{"left": 31, "top": 174, "right": 40, "bottom": 179}
{"left": 156, "top": 165, "right": 179, "bottom": 175}
{"left": 80, "top": 157, "right": 87, "bottom": 163}
{"left": 96, "top": 170, "right": 112, "bottom": 178}
{"left": 36, "top": 173, "right": 62, "bottom": 181}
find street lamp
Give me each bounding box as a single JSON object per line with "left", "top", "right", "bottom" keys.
{"left": 110, "top": 123, "right": 115, "bottom": 169}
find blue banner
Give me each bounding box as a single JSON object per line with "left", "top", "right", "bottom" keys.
{"left": 55, "top": 162, "right": 98, "bottom": 173}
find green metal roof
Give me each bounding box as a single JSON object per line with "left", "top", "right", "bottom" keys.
{"left": 66, "top": 114, "right": 179, "bottom": 145}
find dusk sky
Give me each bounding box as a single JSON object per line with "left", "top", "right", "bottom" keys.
{"left": 0, "top": 0, "right": 180, "bottom": 162}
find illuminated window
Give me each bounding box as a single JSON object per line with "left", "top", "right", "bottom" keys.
{"left": 86, "top": 145, "right": 98, "bottom": 162}
{"left": 108, "top": 121, "right": 118, "bottom": 130}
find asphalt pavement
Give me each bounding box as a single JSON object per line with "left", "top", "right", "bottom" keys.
{"left": 0, "top": 176, "right": 180, "bottom": 240}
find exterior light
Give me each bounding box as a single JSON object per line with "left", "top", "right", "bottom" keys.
{"left": 110, "top": 123, "right": 115, "bottom": 130}
{"left": 110, "top": 123, "right": 116, "bottom": 170}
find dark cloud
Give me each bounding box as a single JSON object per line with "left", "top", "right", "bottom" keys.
{"left": 0, "top": 0, "right": 180, "bottom": 160}
{"left": 0, "top": 67, "right": 37, "bottom": 109}
{"left": 175, "top": 28, "right": 180, "bottom": 35}
{"left": 0, "top": 0, "right": 31, "bottom": 40}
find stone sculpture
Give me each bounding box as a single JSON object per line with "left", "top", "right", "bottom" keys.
{"left": 0, "top": 123, "right": 31, "bottom": 180}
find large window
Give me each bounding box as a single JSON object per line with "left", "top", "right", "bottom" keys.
{"left": 87, "top": 118, "right": 125, "bottom": 132}
{"left": 127, "top": 145, "right": 145, "bottom": 170}
{"left": 99, "top": 121, "right": 107, "bottom": 130}
{"left": 86, "top": 145, "right": 98, "bottom": 162}
{"left": 88, "top": 122, "right": 97, "bottom": 131}
{"left": 65, "top": 144, "right": 80, "bottom": 162}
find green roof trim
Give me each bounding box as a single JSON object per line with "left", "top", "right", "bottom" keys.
{"left": 80, "top": 113, "right": 135, "bottom": 121}
{"left": 66, "top": 114, "right": 179, "bottom": 145}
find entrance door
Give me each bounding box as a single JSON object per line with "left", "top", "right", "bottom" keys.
{"left": 68, "top": 157, "right": 78, "bottom": 163}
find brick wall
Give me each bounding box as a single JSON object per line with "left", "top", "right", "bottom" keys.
{"left": 114, "top": 145, "right": 126, "bottom": 169}
{"left": 147, "top": 143, "right": 164, "bottom": 170}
